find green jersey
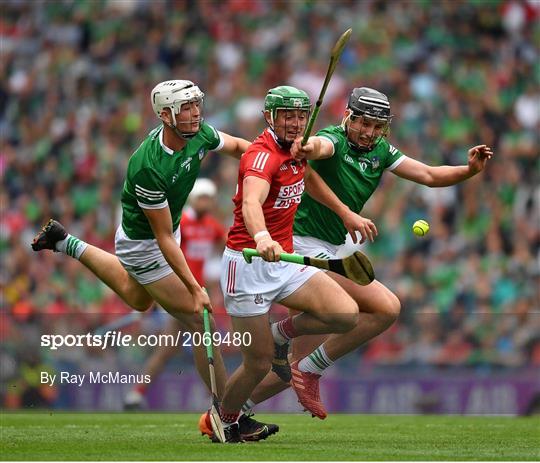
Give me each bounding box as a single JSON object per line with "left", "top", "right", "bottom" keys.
{"left": 121, "top": 122, "right": 223, "bottom": 240}
{"left": 293, "top": 125, "right": 405, "bottom": 245}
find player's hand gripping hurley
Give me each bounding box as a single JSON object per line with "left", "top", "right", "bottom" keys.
{"left": 202, "top": 305, "right": 226, "bottom": 443}
{"left": 301, "top": 28, "right": 352, "bottom": 146}
{"left": 242, "top": 248, "right": 375, "bottom": 286}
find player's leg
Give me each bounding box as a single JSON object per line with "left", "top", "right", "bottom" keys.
{"left": 124, "top": 318, "right": 183, "bottom": 410}
{"left": 287, "top": 277, "right": 399, "bottom": 418}
{"left": 316, "top": 273, "right": 400, "bottom": 359}
{"left": 79, "top": 245, "right": 154, "bottom": 310}
{"left": 218, "top": 247, "right": 298, "bottom": 441}
{"left": 219, "top": 313, "right": 274, "bottom": 440}
{"left": 249, "top": 332, "right": 322, "bottom": 405}
{"left": 287, "top": 276, "right": 399, "bottom": 379}
{"left": 274, "top": 271, "right": 358, "bottom": 419}
{"left": 233, "top": 270, "right": 359, "bottom": 419}
{"left": 247, "top": 278, "right": 399, "bottom": 412}
{"left": 31, "top": 219, "right": 153, "bottom": 310}
{"left": 277, "top": 271, "right": 359, "bottom": 336}
{"left": 288, "top": 234, "right": 400, "bottom": 370}
{"left": 260, "top": 272, "right": 359, "bottom": 384}
{"left": 33, "top": 221, "right": 230, "bottom": 411}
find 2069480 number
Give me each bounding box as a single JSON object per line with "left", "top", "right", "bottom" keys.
{"left": 182, "top": 331, "right": 251, "bottom": 347}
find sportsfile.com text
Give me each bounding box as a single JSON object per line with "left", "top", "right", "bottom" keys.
{"left": 40, "top": 330, "right": 252, "bottom": 350}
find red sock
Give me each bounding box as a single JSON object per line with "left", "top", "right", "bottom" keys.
{"left": 219, "top": 407, "right": 239, "bottom": 425}
{"left": 277, "top": 316, "right": 298, "bottom": 340}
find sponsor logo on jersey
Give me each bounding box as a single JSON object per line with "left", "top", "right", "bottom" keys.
{"left": 254, "top": 294, "right": 264, "bottom": 305}
{"left": 344, "top": 154, "right": 355, "bottom": 165}
{"left": 274, "top": 179, "right": 304, "bottom": 209}
{"left": 280, "top": 164, "right": 288, "bottom": 171}
{"left": 181, "top": 157, "right": 192, "bottom": 169}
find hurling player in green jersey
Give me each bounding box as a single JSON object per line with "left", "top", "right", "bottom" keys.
{"left": 242, "top": 87, "right": 493, "bottom": 419}
{"left": 31, "top": 81, "right": 277, "bottom": 437}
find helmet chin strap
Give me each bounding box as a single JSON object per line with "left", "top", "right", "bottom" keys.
{"left": 167, "top": 122, "right": 198, "bottom": 140}
{"left": 167, "top": 110, "right": 200, "bottom": 140}
{"left": 343, "top": 113, "right": 368, "bottom": 152}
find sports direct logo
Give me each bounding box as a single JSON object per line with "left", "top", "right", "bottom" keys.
{"left": 274, "top": 180, "right": 304, "bottom": 209}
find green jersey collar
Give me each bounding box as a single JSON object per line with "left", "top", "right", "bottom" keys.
{"left": 159, "top": 127, "right": 175, "bottom": 156}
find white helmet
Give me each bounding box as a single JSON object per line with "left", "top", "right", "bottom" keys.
{"left": 189, "top": 178, "right": 217, "bottom": 200}
{"left": 151, "top": 80, "right": 204, "bottom": 135}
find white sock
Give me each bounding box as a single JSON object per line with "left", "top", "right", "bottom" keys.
{"left": 241, "top": 399, "right": 255, "bottom": 416}
{"left": 55, "top": 234, "right": 88, "bottom": 260}
{"left": 270, "top": 322, "right": 290, "bottom": 346}
{"left": 298, "top": 345, "right": 334, "bottom": 375}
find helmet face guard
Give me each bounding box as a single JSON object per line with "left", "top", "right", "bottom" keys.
{"left": 264, "top": 86, "right": 311, "bottom": 146}
{"left": 344, "top": 87, "right": 393, "bottom": 151}
{"left": 151, "top": 80, "right": 205, "bottom": 139}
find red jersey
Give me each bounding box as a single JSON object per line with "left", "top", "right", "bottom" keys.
{"left": 180, "top": 208, "right": 225, "bottom": 285}
{"left": 226, "top": 129, "right": 307, "bottom": 253}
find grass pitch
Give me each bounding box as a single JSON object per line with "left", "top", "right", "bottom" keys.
{"left": 1, "top": 412, "right": 538, "bottom": 461}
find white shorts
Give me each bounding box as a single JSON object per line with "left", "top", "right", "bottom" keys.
{"left": 115, "top": 226, "right": 181, "bottom": 285}
{"left": 293, "top": 234, "right": 366, "bottom": 260}
{"left": 293, "top": 235, "right": 339, "bottom": 260}
{"left": 220, "top": 247, "right": 320, "bottom": 317}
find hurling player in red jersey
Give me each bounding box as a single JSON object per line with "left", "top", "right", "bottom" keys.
{"left": 218, "top": 86, "right": 363, "bottom": 441}
{"left": 124, "top": 179, "right": 225, "bottom": 410}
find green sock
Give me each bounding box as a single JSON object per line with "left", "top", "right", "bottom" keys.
{"left": 56, "top": 234, "right": 88, "bottom": 260}
{"left": 298, "top": 345, "right": 334, "bottom": 375}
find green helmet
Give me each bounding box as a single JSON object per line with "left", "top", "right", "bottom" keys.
{"left": 264, "top": 86, "right": 311, "bottom": 120}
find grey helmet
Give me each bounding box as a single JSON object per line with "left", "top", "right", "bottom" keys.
{"left": 347, "top": 87, "right": 391, "bottom": 121}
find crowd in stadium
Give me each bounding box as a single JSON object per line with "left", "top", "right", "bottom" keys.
{"left": 1, "top": 1, "right": 538, "bottom": 407}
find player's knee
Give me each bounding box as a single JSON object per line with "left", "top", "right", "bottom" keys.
{"left": 337, "top": 297, "right": 359, "bottom": 331}
{"left": 378, "top": 293, "right": 401, "bottom": 326}
{"left": 331, "top": 312, "right": 359, "bottom": 333}
{"left": 244, "top": 352, "right": 273, "bottom": 378}
{"left": 129, "top": 299, "right": 153, "bottom": 312}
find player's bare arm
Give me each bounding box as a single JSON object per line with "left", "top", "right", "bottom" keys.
{"left": 217, "top": 131, "right": 251, "bottom": 159}
{"left": 290, "top": 136, "right": 334, "bottom": 161}
{"left": 392, "top": 145, "right": 493, "bottom": 187}
{"left": 304, "top": 166, "right": 377, "bottom": 244}
{"left": 241, "top": 175, "right": 283, "bottom": 262}
{"left": 143, "top": 206, "right": 211, "bottom": 313}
